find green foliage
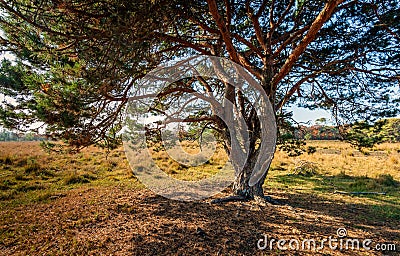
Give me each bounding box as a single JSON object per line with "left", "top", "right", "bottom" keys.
{"left": 376, "top": 174, "right": 398, "bottom": 187}
{"left": 65, "top": 173, "right": 96, "bottom": 185}
{"left": 278, "top": 139, "right": 306, "bottom": 157}
{"left": 343, "top": 120, "right": 387, "bottom": 151}
{"left": 23, "top": 158, "right": 40, "bottom": 174}
{"left": 348, "top": 174, "right": 398, "bottom": 191}
{"left": 0, "top": 0, "right": 399, "bottom": 152}
{"left": 276, "top": 111, "right": 307, "bottom": 157}
{"left": 3, "top": 156, "right": 13, "bottom": 166}
{"left": 382, "top": 118, "right": 400, "bottom": 143}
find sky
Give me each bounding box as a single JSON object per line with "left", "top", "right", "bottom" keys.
{"left": 290, "top": 106, "right": 332, "bottom": 125}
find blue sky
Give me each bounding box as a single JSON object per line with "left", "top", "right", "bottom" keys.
{"left": 290, "top": 106, "right": 332, "bottom": 125}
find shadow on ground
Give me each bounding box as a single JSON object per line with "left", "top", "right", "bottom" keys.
{"left": 1, "top": 186, "right": 399, "bottom": 255}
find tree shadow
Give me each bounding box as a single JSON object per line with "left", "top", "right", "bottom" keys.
{"left": 2, "top": 185, "right": 399, "bottom": 255}
{"left": 123, "top": 188, "right": 399, "bottom": 255}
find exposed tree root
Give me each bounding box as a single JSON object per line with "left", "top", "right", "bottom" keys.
{"left": 210, "top": 195, "right": 247, "bottom": 204}
{"left": 211, "top": 194, "right": 284, "bottom": 206}
{"left": 254, "top": 195, "right": 284, "bottom": 206}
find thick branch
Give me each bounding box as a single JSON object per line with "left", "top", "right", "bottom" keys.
{"left": 273, "top": 26, "right": 310, "bottom": 58}
{"left": 231, "top": 33, "right": 264, "bottom": 58}
{"left": 246, "top": 1, "right": 267, "bottom": 53}
{"left": 372, "top": 4, "right": 400, "bottom": 42}
{"left": 206, "top": 0, "right": 239, "bottom": 62}
{"left": 164, "top": 116, "right": 217, "bottom": 125}
{"left": 271, "top": 0, "right": 344, "bottom": 87}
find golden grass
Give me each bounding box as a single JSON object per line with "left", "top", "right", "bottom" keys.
{"left": 1, "top": 140, "right": 399, "bottom": 213}
{"left": 0, "top": 141, "right": 140, "bottom": 206}
{"left": 149, "top": 140, "right": 400, "bottom": 184}
{"left": 150, "top": 141, "right": 228, "bottom": 181}
{"left": 270, "top": 141, "right": 400, "bottom": 180}
{"left": 265, "top": 141, "right": 400, "bottom": 220}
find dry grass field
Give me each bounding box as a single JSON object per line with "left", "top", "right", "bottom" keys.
{"left": 0, "top": 141, "right": 399, "bottom": 255}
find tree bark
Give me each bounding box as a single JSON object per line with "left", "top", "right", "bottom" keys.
{"left": 232, "top": 150, "right": 271, "bottom": 200}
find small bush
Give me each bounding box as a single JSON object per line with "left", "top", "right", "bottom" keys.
{"left": 15, "top": 159, "right": 27, "bottom": 167}
{"left": 16, "top": 184, "right": 45, "bottom": 192}
{"left": 292, "top": 161, "right": 319, "bottom": 176}
{"left": 15, "top": 173, "right": 31, "bottom": 181}
{"left": 0, "top": 190, "right": 17, "bottom": 200}
{"left": 0, "top": 183, "right": 10, "bottom": 191}
{"left": 337, "top": 170, "right": 350, "bottom": 179}
{"left": 0, "top": 180, "right": 17, "bottom": 190}
{"left": 348, "top": 175, "right": 398, "bottom": 191}
{"left": 0, "top": 155, "right": 13, "bottom": 165}
{"left": 24, "top": 158, "right": 41, "bottom": 174}
{"left": 376, "top": 174, "right": 398, "bottom": 187}
{"left": 65, "top": 173, "right": 96, "bottom": 185}
{"left": 3, "top": 179, "right": 15, "bottom": 185}
{"left": 37, "top": 169, "right": 55, "bottom": 178}
{"left": 306, "top": 146, "right": 317, "bottom": 155}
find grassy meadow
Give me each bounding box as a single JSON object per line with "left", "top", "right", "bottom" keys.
{"left": 0, "top": 140, "right": 399, "bottom": 255}
{"left": 0, "top": 142, "right": 140, "bottom": 205}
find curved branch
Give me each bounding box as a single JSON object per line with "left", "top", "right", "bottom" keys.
{"left": 271, "top": 0, "right": 344, "bottom": 88}
{"left": 206, "top": 0, "right": 239, "bottom": 62}
{"left": 276, "top": 72, "right": 320, "bottom": 110}
{"left": 154, "top": 33, "right": 211, "bottom": 55}
{"left": 246, "top": 1, "right": 267, "bottom": 53}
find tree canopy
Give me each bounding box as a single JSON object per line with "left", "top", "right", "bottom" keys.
{"left": 0, "top": 0, "right": 399, "bottom": 199}
{"left": 0, "top": 0, "right": 398, "bottom": 148}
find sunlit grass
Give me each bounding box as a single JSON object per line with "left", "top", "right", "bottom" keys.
{"left": 267, "top": 140, "right": 400, "bottom": 220}
{"left": 149, "top": 141, "right": 228, "bottom": 181}
{"left": 0, "top": 142, "right": 140, "bottom": 207}
{"left": 0, "top": 140, "right": 399, "bottom": 219}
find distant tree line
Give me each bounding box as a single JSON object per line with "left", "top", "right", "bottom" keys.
{"left": 297, "top": 118, "right": 400, "bottom": 143}
{"left": 299, "top": 125, "right": 341, "bottom": 140}
{"left": 0, "top": 129, "right": 45, "bottom": 141}
{"left": 276, "top": 118, "right": 399, "bottom": 156}
{"left": 1, "top": 118, "right": 399, "bottom": 145}
{"left": 382, "top": 118, "right": 400, "bottom": 143}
